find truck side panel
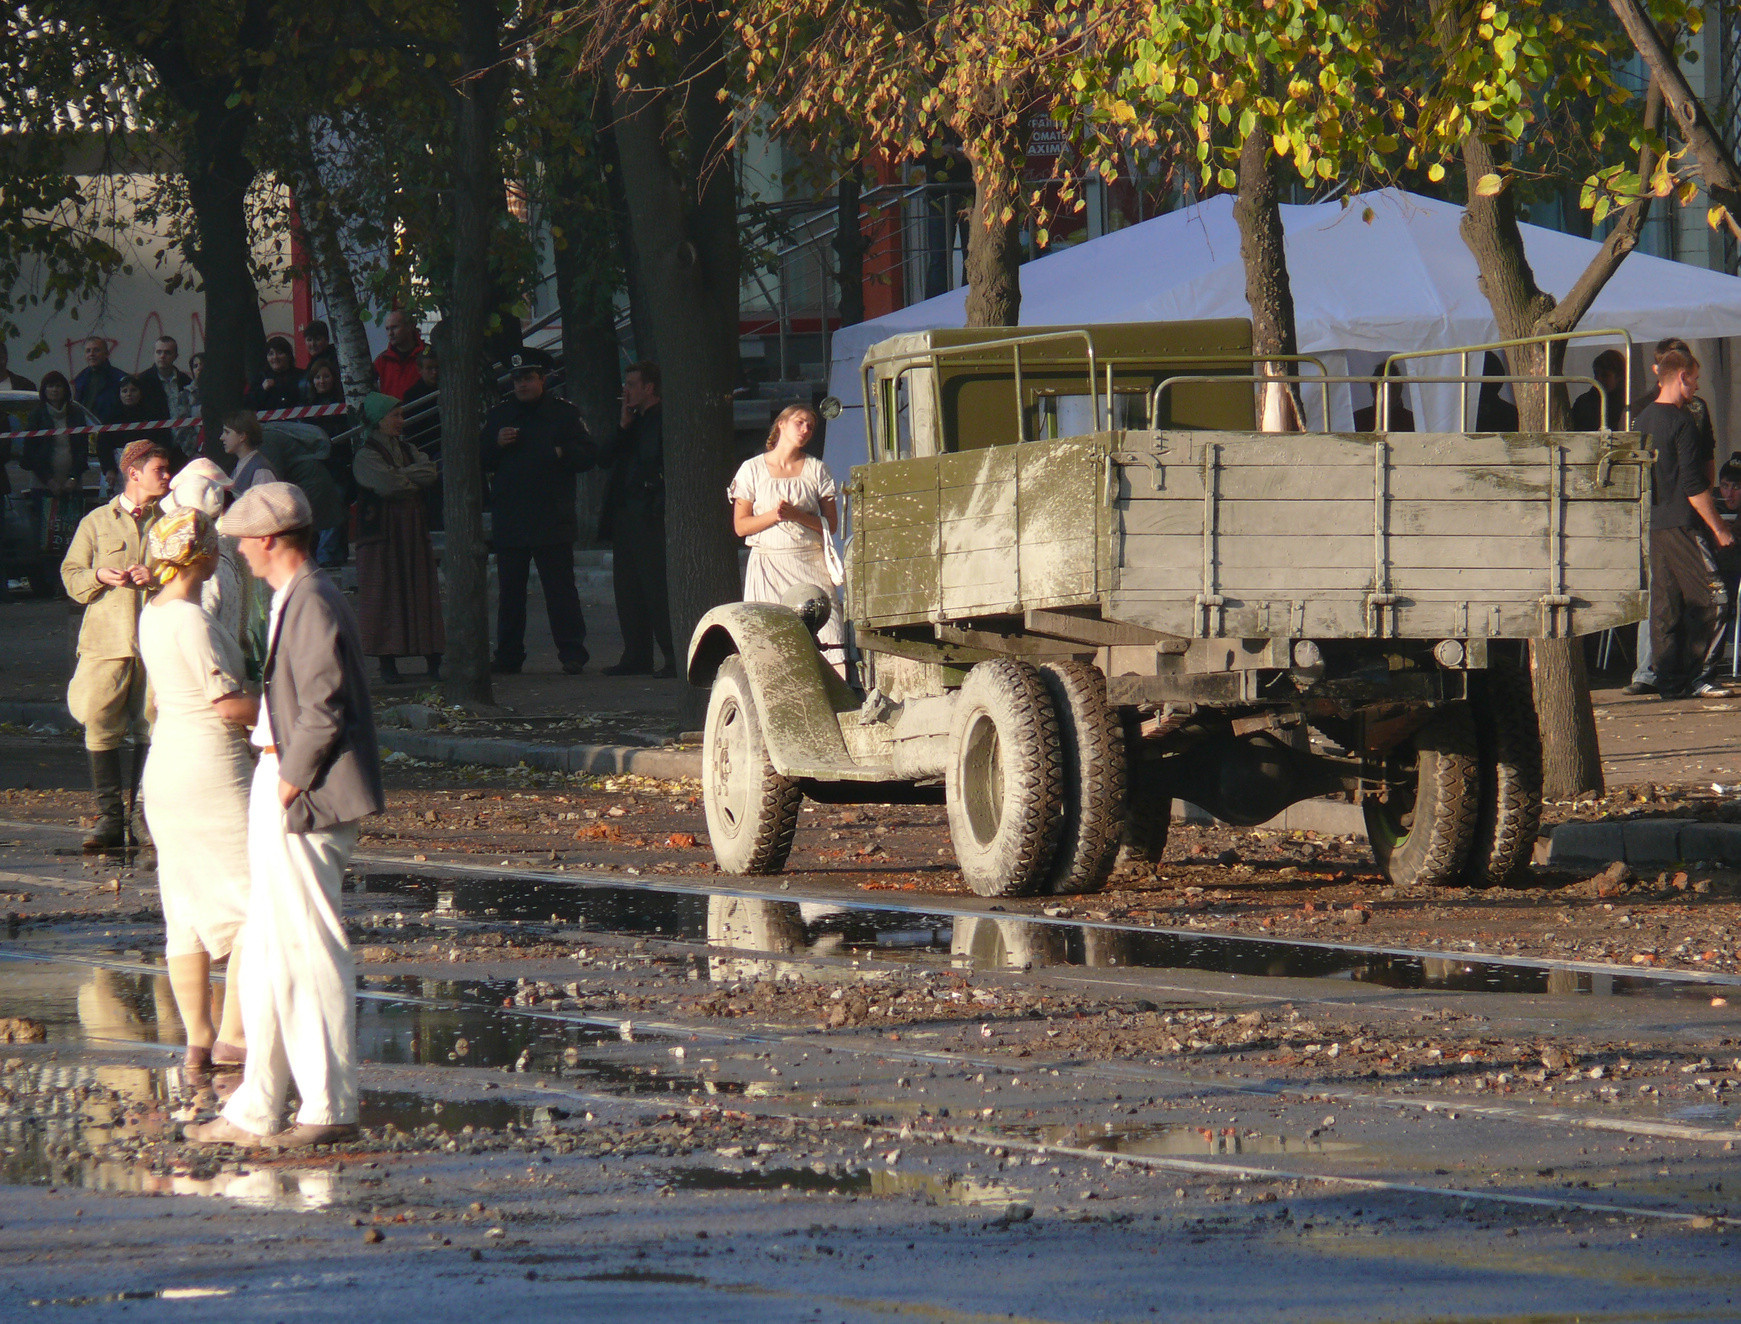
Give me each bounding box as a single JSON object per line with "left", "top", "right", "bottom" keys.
{"left": 850, "top": 429, "right": 1648, "bottom": 642}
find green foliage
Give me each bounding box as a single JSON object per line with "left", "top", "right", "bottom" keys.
{"left": 1077, "top": 0, "right": 1398, "bottom": 196}
{"left": 0, "top": 12, "right": 138, "bottom": 349}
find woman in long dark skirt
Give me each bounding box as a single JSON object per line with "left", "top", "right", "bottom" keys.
{"left": 352, "top": 391, "right": 444, "bottom": 683}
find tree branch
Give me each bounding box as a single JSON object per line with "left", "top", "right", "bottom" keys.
{"left": 1608, "top": 0, "right": 1741, "bottom": 214}
{"left": 1543, "top": 75, "right": 1664, "bottom": 334}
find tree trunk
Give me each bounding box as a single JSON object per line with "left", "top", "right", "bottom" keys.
{"left": 436, "top": 0, "right": 511, "bottom": 707}
{"left": 551, "top": 187, "right": 624, "bottom": 544}
{"left": 184, "top": 152, "right": 262, "bottom": 456}
{"left": 298, "top": 190, "right": 374, "bottom": 400}
{"left": 611, "top": 4, "right": 742, "bottom": 722}
{"left": 962, "top": 125, "right": 1027, "bottom": 328}
{"left": 597, "top": 115, "right": 654, "bottom": 363}
{"left": 1428, "top": 0, "right": 1667, "bottom": 800}
{"left": 1233, "top": 113, "right": 1303, "bottom": 432}
{"left": 128, "top": 0, "right": 270, "bottom": 459}
{"left": 1531, "top": 639, "right": 1603, "bottom": 801}
{"left": 283, "top": 116, "right": 374, "bottom": 400}
{"left": 834, "top": 171, "right": 866, "bottom": 328}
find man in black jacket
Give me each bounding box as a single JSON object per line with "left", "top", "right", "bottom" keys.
{"left": 596, "top": 360, "right": 675, "bottom": 677}
{"left": 480, "top": 348, "right": 595, "bottom": 674}
{"left": 1640, "top": 348, "right": 1733, "bottom": 699}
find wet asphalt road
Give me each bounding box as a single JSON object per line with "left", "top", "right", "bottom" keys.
{"left": 0, "top": 748, "right": 1737, "bottom": 1319}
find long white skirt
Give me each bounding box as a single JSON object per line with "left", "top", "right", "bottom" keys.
{"left": 743, "top": 546, "right": 844, "bottom": 654}
{"left": 142, "top": 718, "right": 252, "bottom": 960}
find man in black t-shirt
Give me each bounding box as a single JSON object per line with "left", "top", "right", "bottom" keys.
{"left": 1640, "top": 348, "right": 1733, "bottom": 698}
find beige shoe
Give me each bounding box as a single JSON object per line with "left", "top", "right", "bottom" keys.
{"left": 264, "top": 1122, "right": 359, "bottom": 1150}
{"left": 183, "top": 1116, "right": 272, "bottom": 1148}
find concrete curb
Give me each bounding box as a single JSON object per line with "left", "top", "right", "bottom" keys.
{"left": 1547, "top": 818, "right": 1741, "bottom": 869}
{"left": 376, "top": 728, "right": 702, "bottom": 781}
{"left": 0, "top": 701, "right": 75, "bottom": 728}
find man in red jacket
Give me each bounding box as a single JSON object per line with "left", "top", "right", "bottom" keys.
{"left": 372, "top": 311, "right": 424, "bottom": 399}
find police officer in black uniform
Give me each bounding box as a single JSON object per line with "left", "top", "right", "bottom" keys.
{"left": 480, "top": 347, "right": 595, "bottom": 674}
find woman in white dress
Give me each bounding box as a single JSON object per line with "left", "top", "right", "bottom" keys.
{"left": 138, "top": 508, "right": 258, "bottom": 1074}
{"left": 728, "top": 404, "right": 845, "bottom": 665}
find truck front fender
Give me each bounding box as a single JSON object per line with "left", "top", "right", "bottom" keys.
{"left": 687, "top": 603, "right": 863, "bottom": 778}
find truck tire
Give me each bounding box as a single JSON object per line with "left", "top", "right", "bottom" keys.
{"left": 1461, "top": 666, "right": 1544, "bottom": 887}
{"left": 945, "top": 659, "right": 1065, "bottom": 897}
{"left": 1363, "top": 704, "right": 1479, "bottom": 889}
{"left": 702, "top": 656, "right": 802, "bottom": 875}
{"left": 1038, "top": 662, "right": 1126, "bottom": 894}
{"left": 1119, "top": 714, "right": 1172, "bottom": 866}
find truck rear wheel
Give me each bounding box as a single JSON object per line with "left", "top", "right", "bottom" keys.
{"left": 1461, "top": 667, "right": 1544, "bottom": 887}
{"left": 945, "top": 660, "right": 1065, "bottom": 897}
{"left": 703, "top": 656, "right": 802, "bottom": 875}
{"left": 1364, "top": 704, "right": 1479, "bottom": 889}
{"left": 1038, "top": 662, "right": 1126, "bottom": 894}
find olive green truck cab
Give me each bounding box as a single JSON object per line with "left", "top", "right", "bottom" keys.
{"left": 688, "top": 321, "right": 1648, "bottom": 897}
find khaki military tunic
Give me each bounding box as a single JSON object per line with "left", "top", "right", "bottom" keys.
{"left": 61, "top": 496, "right": 159, "bottom": 750}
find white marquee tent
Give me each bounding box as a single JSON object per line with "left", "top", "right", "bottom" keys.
{"left": 820, "top": 187, "right": 1741, "bottom": 481}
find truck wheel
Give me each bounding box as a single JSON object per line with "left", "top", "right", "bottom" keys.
{"left": 1364, "top": 704, "right": 1479, "bottom": 889}
{"left": 1038, "top": 662, "right": 1126, "bottom": 894}
{"left": 1461, "top": 667, "right": 1544, "bottom": 887}
{"left": 1119, "top": 714, "right": 1172, "bottom": 866}
{"left": 703, "top": 656, "right": 802, "bottom": 875}
{"left": 945, "top": 659, "right": 1065, "bottom": 897}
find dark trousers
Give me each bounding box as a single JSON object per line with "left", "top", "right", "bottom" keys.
{"left": 612, "top": 500, "right": 673, "bottom": 666}
{"left": 1649, "top": 527, "right": 1722, "bottom": 690}
{"left": 496, "top": 542, "right": 587, "bottom": 668}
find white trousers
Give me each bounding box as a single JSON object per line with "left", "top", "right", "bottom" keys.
{"left": 222, "top": 752, "right": 359, "bottom": 1134}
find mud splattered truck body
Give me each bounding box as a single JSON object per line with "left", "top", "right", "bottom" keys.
{"left": 689, "top": 321, "right": 1648, "bottom": 896}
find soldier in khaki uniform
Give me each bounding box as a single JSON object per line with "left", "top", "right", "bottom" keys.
{"left": 61, "top": 439, "right": 172, "bottom": 851}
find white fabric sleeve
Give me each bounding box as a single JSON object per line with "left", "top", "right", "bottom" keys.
{"left": 813, "top": 458, "right": 838, "bottom": 501}
{"left": 727, "top": 457, "right": 757, "bottom": 504}
{"left": 190, "top": 613, "right": 246, "bottom": 702}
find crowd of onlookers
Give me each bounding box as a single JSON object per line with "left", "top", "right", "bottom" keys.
{"left": 0, "top": 314, "right": 695, "bottom": 691}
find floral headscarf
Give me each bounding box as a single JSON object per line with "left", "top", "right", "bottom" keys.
{"left": 146, "top": 507, "right": 219, "bottom": 586}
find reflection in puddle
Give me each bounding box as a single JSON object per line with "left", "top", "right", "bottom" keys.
{"left": 669, "top": 1164, "right": 1028, "bottom": 1207}
{"left": 32, "top": 1286, "right": 237, "bottom": 1307}
{"left": 1017, "top": 1120, "right": 1359, "bottom": 1159}
{"left": 0, "top": 962, "right": 742, "bottom": 1118}
{"left": 363, "top": 868, "right": 1738, "bottom": 1000}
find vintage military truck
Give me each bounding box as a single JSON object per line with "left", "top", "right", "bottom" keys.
{"left": 687, "top": 321, "right": 1648, "bottom": 897}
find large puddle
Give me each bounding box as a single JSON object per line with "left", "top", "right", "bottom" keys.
{"left": 359, "top": 867, "right": 1739, "bottom": 1001}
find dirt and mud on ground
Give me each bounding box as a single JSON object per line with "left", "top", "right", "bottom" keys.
{"left": 0, "top": 729, "right": 1737, "bottom": 1319}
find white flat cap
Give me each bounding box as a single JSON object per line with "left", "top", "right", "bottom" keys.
{"left": 216, "top": 481, "right": 312, "bottom": 536}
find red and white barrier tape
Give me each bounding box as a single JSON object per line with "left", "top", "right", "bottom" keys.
{"left": 0, "top": 402, "right": 347, "bottom": 441}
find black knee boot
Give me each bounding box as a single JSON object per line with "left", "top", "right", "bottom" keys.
{"left": 127, "top": 743, "right": 151, "bottom": 849}
{"left": 425, "top": 653, "right": 442, "bottom": 681}
{"left": 83, "top": 749, "right": 126, "bottom": 853}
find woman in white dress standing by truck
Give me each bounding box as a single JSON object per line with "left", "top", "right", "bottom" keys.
{"left": 728, "top": 404, "right": 845, "bottom": 667}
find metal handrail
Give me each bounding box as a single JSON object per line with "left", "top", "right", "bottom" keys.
{"left": 1381, "top": 327, "right": 1636, "bottom": 429}
{"left": 860, "top": 331, "right": 1101, "bottom": 463}
{"left": 1150, "top": 372, "right": 1609, "bottom": 434}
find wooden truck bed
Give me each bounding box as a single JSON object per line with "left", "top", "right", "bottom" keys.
{"left": 847, "top": 429, "right": 1650, "bottom": 642}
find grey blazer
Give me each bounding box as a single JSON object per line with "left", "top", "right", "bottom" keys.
{"left": 263, "top": 563, "right": 385, "bottom": 832}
